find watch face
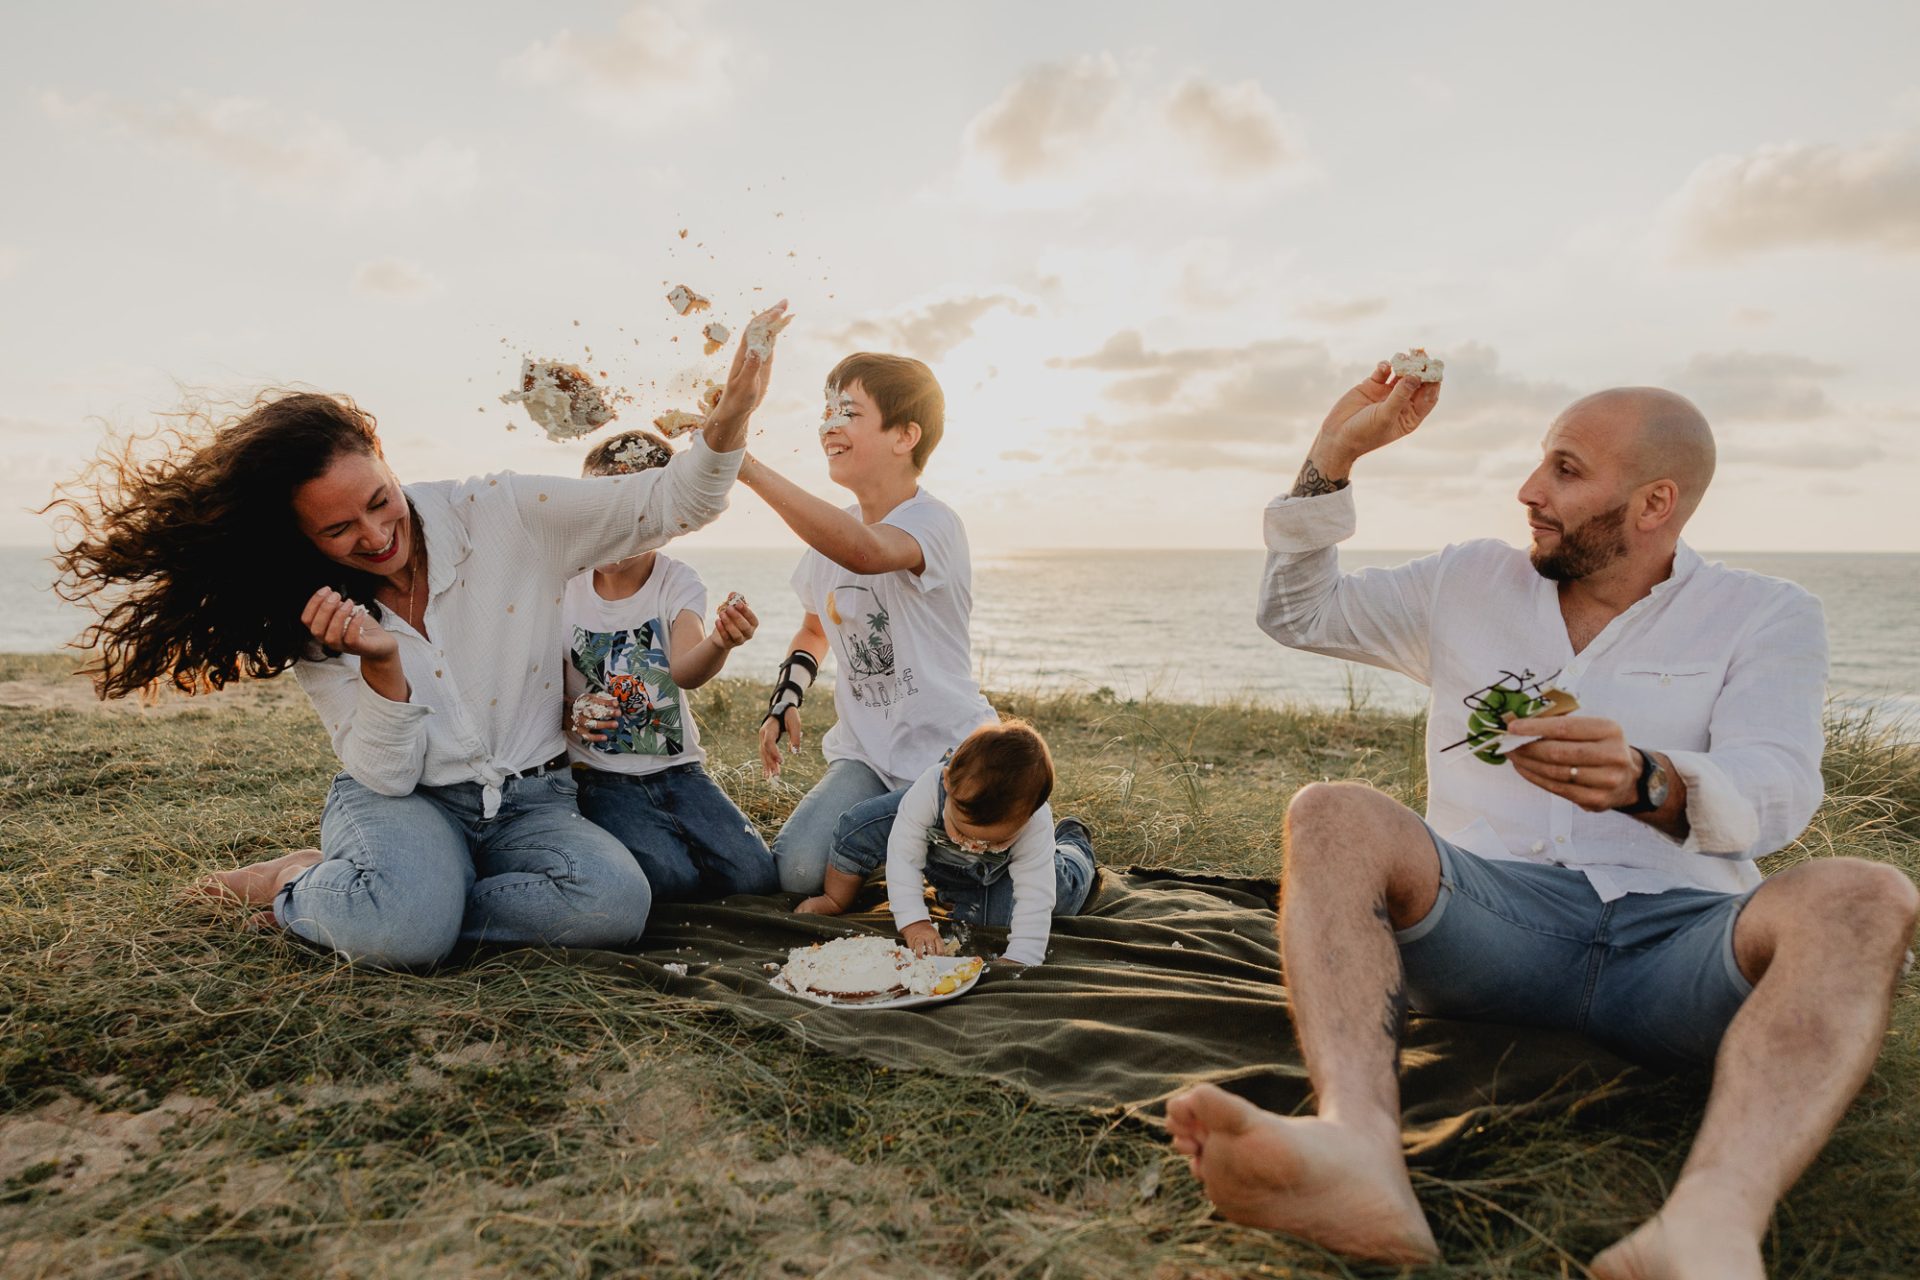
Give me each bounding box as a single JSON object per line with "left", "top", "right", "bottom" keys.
{"left": 1646, "top": 763, "right": 1671, "bottom": 809}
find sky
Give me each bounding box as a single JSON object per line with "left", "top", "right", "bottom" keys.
{"left": 4, "top": 0, "right": 1919, "bottom": 553}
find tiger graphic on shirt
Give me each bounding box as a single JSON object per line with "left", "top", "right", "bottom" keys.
{"left": 569, "top": 618, "right": 686, "bottom": 757}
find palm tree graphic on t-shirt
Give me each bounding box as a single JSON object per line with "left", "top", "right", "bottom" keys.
{"left": 831, "top": 586, "right": 894, "bottom": 680}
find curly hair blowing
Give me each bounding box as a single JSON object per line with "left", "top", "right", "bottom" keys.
{"left": 45, "top": 390, "right": 391, "bottom": 700}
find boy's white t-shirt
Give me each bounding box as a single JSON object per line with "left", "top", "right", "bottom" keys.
{"left": 562, "top": 553, "right": 707, "bottom": 775}
{"left": 790, "top": 488, "right": 997, "bottom": 788}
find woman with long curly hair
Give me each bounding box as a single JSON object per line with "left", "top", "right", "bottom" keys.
{"left": 49, "top": 303, "right": 787, "bottom": 968}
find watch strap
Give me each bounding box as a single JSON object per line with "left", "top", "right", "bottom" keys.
{"left": 1614, "top": 746, "right": 1661, "bottom": 815}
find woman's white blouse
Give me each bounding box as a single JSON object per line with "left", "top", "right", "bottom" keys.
{"left": 293, "top": 438, "right": 741, "bottom": 816}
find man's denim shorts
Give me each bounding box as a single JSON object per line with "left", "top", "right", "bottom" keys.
{"left": 1395, "top": 829, "right": 1759, "bottom": 1069}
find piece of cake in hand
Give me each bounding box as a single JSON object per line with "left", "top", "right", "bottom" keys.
{"left": 499, "top": 359, "right": 619, "bottom": 441}
{"left": 1389, "top": 348, "right": 1445, "bottom": 383}
{"left": 743, "top": 308, "right": 792, "bottom": 359}
{"left": 667, "top": 285, "right": 711, "bottom": 316}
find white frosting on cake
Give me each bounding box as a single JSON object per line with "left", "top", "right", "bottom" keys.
{"left": 783, "top": 936, "right": 912, "bottom": 997}
{"left": 1389, "top": 348, "right": 1445, "bottom": 383}
{"left": 499, "top": 359, "right": 618, "bottom": 441}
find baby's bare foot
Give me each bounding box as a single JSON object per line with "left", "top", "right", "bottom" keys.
{"left": 1165, "top": 1083, "right": 1437, "bottom": 1265}
{"left": 194, "top": 848, "right": 323, "bottom": 907}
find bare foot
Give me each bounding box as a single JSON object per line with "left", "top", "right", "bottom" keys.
{"left": 1165, "top": 1083, "right": 1437, "bottom": 1265}
{"left": 1590, "top": 1189, "right": 1765, "bottom": 1280}
{"left": 794, "top": 894, "right": 845, "bottom": 915}
{"left": 193, "top": 848, "right": 323, "bottom": 907}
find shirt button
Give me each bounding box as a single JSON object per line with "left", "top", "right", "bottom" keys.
{"left": 1555, "top": 835, "right": 1567, "bottom": 844}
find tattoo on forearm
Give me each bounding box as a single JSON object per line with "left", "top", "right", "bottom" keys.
{"left": 1291, "top": 458, "right": 1349, "bottom": 498}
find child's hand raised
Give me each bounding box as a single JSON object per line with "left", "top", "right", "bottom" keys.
{"left": 902, "top": 921, "right": 943, "bottom": 958}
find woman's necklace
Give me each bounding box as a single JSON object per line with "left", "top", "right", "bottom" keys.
{"left": 384, "top": 526, "right": 426, "bottom": 631}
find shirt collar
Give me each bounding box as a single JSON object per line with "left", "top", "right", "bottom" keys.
{"left": 404, "top": 483, "right": 472, "bottom": 597}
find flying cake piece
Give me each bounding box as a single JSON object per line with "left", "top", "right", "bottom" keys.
{"left": 1389, "top": 347, "right": 1445, "bottom": 382}
{"left": 499, "top": 359, "right": 618, "bottom": 441}
{"left": 652, "top": 409, "right": 705, "bottom": 438}
{"left": 667, "top": 284, "right": 711, "bottom": 316}
{"left": 702, "top": 321, "right": 730, "bottom": 356}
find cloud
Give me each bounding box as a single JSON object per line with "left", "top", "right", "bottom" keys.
{"left": 39, "top": 90, "right": 476, "bottom": 216}
{"left": 504, "top": 2, "right": 734, "bottom": 128}
{"left": 1163, "top": 77, "right": 1297, "bottom": 177}
{"left": 831, "top": 293, "right": 1038, "bottom": 361}
{"left": 1296, "top": 296, "right": 1390, "bottom": 325}
{"left": 1053, "top": 333, "right": 1575, "bottom": 470}
{"left": 1670, "top": 350, "right": 1844, "bottom": 422}
{"left": 1668, "top": 131, "right": 1920, "bottom": 258}
{"left": 955, "top": 57, "right": 1309, "bottom": 203}
{"left": 353, "top": 258, "right": 439, "bottom": 300}
{"left": 962, "top": 54, "right": 1123, "bottom": 181}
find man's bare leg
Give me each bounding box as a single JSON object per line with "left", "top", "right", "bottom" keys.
{"left": 193, "top": 848, "right": 323, "bottom": 907}
{"left": 1167, "top": 782, "right": 1442, "bottom": 1263}
{"left": 1592, "top": 859, "right": 1919, "bottom": 1280}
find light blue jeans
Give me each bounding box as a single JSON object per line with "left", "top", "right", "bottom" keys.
{"left": 276, "top": 770, "right": 652, "bottom": 968}
{"left": 770, "top": 757, "right": 893, "bottom": 894}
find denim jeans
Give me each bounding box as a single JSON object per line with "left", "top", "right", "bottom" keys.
{"left": 828, "top": 788, "right": 1097, "bottom": 924}
{"left": 575, "top": 762, "right": 777, "bottom": 903}
{"left": 769, "top": 757, "right": 894, "bottom": 895}
{"left": 1397, "top": 829, "right": 1757, "bottom": 1069}
{"left": 276, "top": 770, "right": 652, "bottom": 968}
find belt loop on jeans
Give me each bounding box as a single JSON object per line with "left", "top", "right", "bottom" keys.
{"left": 503, "top": 751, "right": 570, "bottom": 781}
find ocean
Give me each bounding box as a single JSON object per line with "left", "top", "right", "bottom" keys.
{"left": 5, "top": 545, "right": 1916, "bottom": 722}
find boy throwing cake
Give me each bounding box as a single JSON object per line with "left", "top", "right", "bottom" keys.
{"left": 739, "top": 353, "right": 1002, "bottom": 896}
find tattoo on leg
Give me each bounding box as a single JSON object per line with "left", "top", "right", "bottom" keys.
{"left": 1373, "top": 899, "right": 1409, "bottom": 1069}
{"left": 1291, "top": 458, "right": 1349, "bottom": 498}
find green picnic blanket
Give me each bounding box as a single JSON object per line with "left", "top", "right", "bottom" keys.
{"left": 552, "top": 867, "right": 1651, "bottom": 1159}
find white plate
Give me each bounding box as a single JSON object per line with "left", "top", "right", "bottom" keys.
{"left": 771, "top": 954, "right": 986, "bottom": 1009}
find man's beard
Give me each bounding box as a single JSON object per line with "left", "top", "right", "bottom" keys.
{"left": 1530, "top": 503, "right": 1629, "bottom": 582}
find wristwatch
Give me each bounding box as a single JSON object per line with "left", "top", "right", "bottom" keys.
{"left": 1615, "top": 747, "right": 1671, "bottom": 815}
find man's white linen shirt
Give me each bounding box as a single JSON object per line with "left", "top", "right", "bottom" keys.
{"left": 294, "top": 438, "right": 741, "bottom": 817}
{"left": 1258, "top": 485, "right": 1828, "bottom": 901}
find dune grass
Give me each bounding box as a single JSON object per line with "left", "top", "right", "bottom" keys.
{"left": 1, "top": 651, "right": 1916, "bottom": 1278}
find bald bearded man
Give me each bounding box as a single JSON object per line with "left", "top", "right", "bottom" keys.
{"left": 1165, "top": 365, "right": 1918, "bottom": 1277}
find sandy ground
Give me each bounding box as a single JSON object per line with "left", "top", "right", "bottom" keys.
{"left": 0, "top": 669, "right": 304, "bottom": 717}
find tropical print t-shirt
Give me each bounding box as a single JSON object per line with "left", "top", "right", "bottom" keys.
{"left": 562, "top": 554, "right": 707, "bottom": 775}
{"left": 790, "top": 489, "right": 996, "bottom": 788}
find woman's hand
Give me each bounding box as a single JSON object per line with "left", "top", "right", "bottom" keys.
{"left": 712, "top": 594, "right": 758, "bottom": 649}
{"left": 704, "top": 301, "right": 789, "bottom": 450}
{"left": 302, "top": 587, "right": 398, "bottom": 662}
